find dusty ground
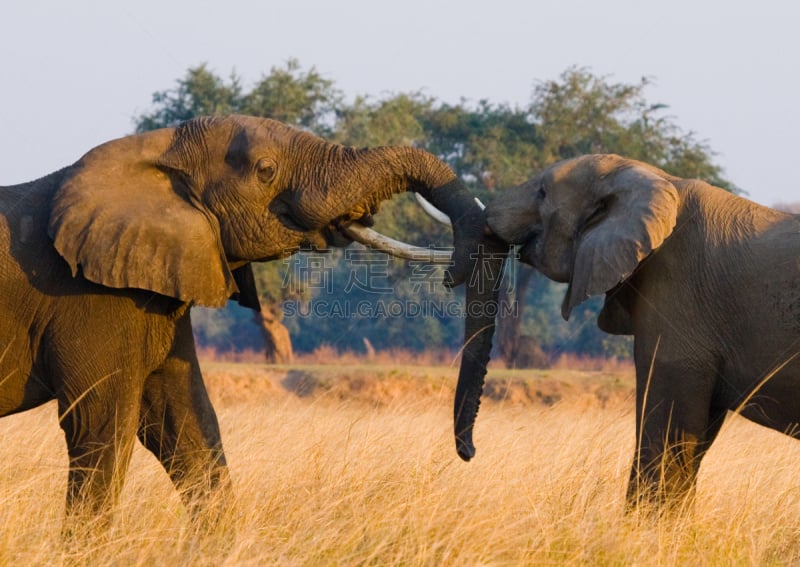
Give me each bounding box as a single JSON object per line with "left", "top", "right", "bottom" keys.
{"left": 201, "top": 361, "right": 636, "bottom": 410}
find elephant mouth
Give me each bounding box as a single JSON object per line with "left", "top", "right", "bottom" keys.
{"left": 287, "top": 193, "right": 455, "bottom": 264}
{"left": 313, "top": 205, "right": 379, "bottom": 250}
{"left": 277, "top": 191, "right": 378, "bottom": 235}
{"left": 290, "top": 211, "right": 373, "bottom": 252}
{"left": 315, "top": 194, "right": 384, "bottom": 248}
{"left": 335, "top": 194, "right": 385, "bottom": 226}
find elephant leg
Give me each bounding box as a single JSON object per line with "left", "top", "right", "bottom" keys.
{"left": 626, "top": 343, "right": 722, "bottom": 509}
{"left": 57, "top": 374, "right": 143, "bottom": 525}
{"left": 137, "top": 318, "right": 231, "bottom": 524}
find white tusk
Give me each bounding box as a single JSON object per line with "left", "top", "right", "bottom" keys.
{"left": 414, "top": 193, "right": 452, "bottom": 227}
{"left": 341, "top": 223, "right": 453, "bottom": 264}
{"left": 414, "top": 193, "right": 486, "bottom": 224}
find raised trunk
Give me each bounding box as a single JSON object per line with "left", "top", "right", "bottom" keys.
{"left": 290, "top": 145, "right": 457, "bottom": 233}
{"left": 293, "top": 144, "right": 509, "bottom": 461}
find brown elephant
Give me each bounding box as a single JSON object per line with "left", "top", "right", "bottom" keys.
{"left": 486, "top": 153, "right": 800, "bottom": 507}
{"left": 0, "top": 115, "right": 504, "bottom": 526}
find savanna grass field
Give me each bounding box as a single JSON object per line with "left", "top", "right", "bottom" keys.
{"left": 2, "top": 352, "right": 800, "bottom": 565}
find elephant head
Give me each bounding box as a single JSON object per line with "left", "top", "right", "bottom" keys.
{"left": 47, "top": 115, "right": 507, "bottom": 461}
{"left": 487, "top": 154, "right": 678, "bottom": 320}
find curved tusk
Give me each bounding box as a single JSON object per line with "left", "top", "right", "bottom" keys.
{"left": 414, "top": 193, "right": 452, "bottom": 227}
{"left": 414, "top": 193, "right": 485, "bottom": 227}
{"left": 341, "top": 223, "right": 453, "bottom": 264}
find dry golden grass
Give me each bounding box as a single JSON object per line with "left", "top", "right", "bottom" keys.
{"left": 1, "top": 362, "right": 800, "bottom": 564}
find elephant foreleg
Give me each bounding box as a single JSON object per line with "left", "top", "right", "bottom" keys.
{"left": 57, "top": 374, "right": 143, "bottom": 529}
{"left": 137, "top": 332, "right": 231, "bottom": 525}
{"left": 627, "top": 346, "right": 725, "bottom": 510}
{"left": 626, "top": 420, "right": 716, "bottom": 509}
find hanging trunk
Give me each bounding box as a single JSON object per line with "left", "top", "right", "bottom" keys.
{"left": 451, "top": 238, "right": 507, "bottom": 460}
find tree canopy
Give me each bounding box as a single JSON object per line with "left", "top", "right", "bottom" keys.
{"left": 134, "top": 61, "right": 731, "bottom": 363}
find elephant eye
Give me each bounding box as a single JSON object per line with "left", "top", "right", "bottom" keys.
{"left": 537, "top": 184, "right": 546, "bottom": 200}
{"left": 256, "top": 158, "right": 277, "bottom": 184}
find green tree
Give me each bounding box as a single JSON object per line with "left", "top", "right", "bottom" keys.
{"left": 243, "top": 58, "right": 342, "bottom": 136}
{"left": 334, "top": 93, "right": 431, "bottom": 147}
{"left": 135, "top": 64, "right": 243, "bottom": 132}
{"left": 531, "top": 67, "right": 732, "bottom": 188}
{"left": 421, "top": 100, "right": 543, "bottom": 194}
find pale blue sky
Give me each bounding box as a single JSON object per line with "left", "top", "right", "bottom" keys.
{"left": 2, "top": 0, "right": 798, "bottom": 206}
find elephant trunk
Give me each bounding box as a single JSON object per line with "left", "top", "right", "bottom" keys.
{"left": 295, "top": 142, "right": 508, "bottom": 460}
{"left": 289, "top": 145, "right": 453, "bottom": 227}
{"left": 452, "top": 238, "right": 506, "bottom": 460}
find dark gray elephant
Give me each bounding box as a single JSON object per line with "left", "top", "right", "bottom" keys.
{"left": 0, "top": 115, "right": 504, "bottom": 525}
{"left": 485, "top": 153, "right": 800, "bottom": 507}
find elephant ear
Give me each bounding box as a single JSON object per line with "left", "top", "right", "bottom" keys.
{"left": 48, "top": 128, "right": 238, "bottom": 307}
{"left": 562, "top": 163, "right": 679, "bottom": 319}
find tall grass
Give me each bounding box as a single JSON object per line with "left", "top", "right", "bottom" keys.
{"left": 0, "top": 365, "right": 799, "bottom": 564}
